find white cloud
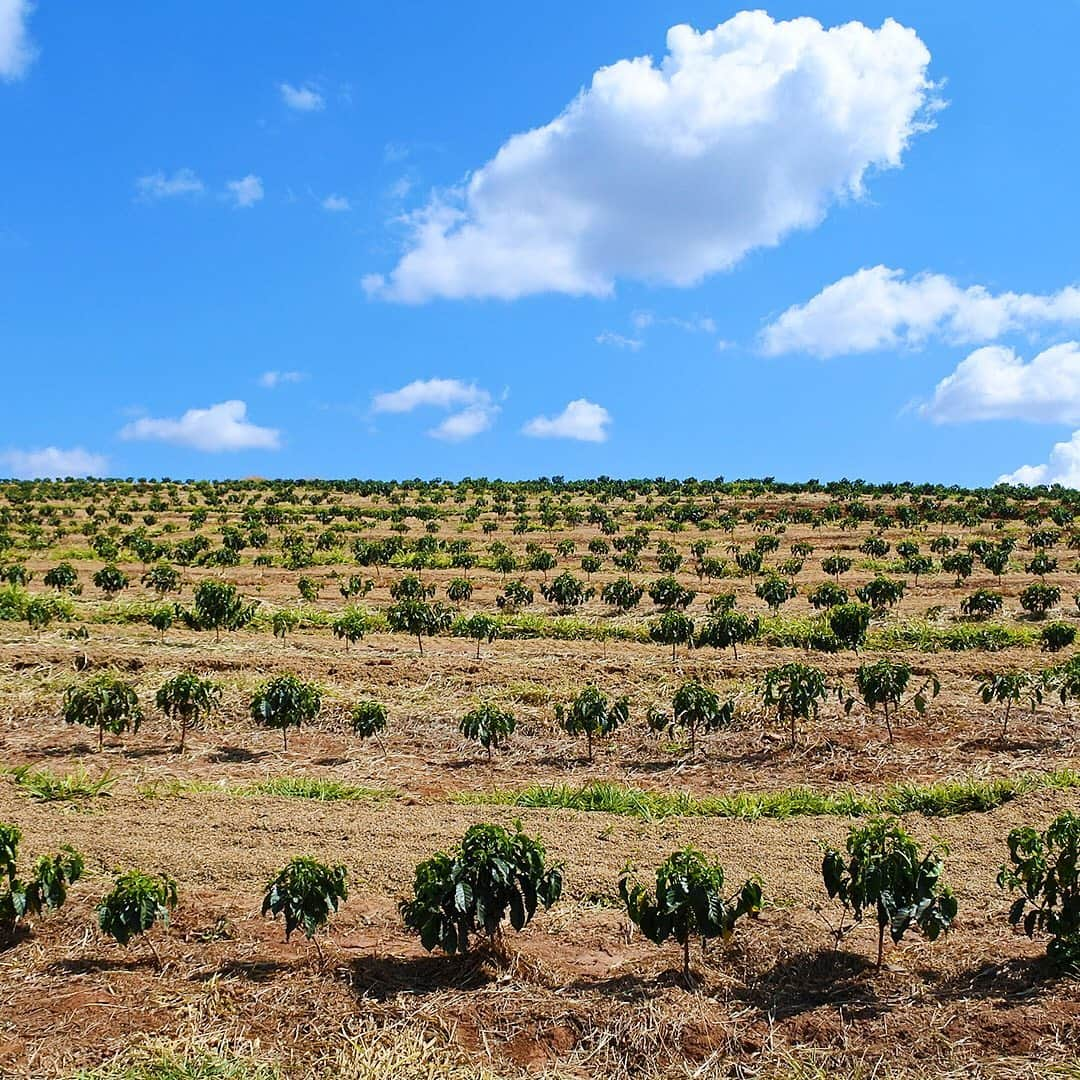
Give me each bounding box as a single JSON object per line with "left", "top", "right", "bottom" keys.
{"left": 998, "top": 431, "right": 1080, "bottom": 489}
{"left": 0, "top": 446, "right": 107, "bottom": 479}
{"left": 119, "top": 400, "right": 280, "bottom": 452}
{"left": 0, "top": 0, "right": 35, "bottom": 81}
{"left": 371, "top": 378, "right": 498, "bottom": 440}
{"left": 631, "top": 310, "right": 716, "bottom": 334}
{"left": 322, "top": 194, "right": 351, "bottom": 212}
{"left": 596, "top": 331, "right": 644, "bottom": 351}
{"left": 258, "top": 370, "right": 305, "bottom": 389}
{"left": 371, "top": 378, "right": 488, "bottom": 414}
{"left": 135, "top": 168, "right": 205, "bottom": 201}
{"left": 280, "top": 82, "right": 324, "bottom": 112}
{"left": 224, "top": 175, "right": 264, "bottom": 209}
{"left": 366, "top": 12, "right": 934, "bottom": 303}
{"left": 523, "top": 399, "right": 611, "bottom": 442}
{"left": 762, "top": 266, "right": 1080, "bottom": 357}
{"left": 430, "top": 404, "right": 498, "bottom": 441}
{"left": 922, "top": 343, "right": 1080, "bottom": 425}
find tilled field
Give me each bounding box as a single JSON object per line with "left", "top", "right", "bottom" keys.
{"left": 1, "top": 479, "right": 1080, "bottom": 1077}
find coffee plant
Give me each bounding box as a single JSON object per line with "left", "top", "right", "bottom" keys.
{"left": 459, "top": 703, "right": 516, "bottom": 760}
{"left": 350, "top": 699, "right": 387, "bottom": 741}
{"left": 846, "top": 659, "right": 939, "bottom": 743}
{"left": 0, "top": 823, "right": 83, "bottom": 944}
{"left": 63, "top": 672, "right": 143, "bottom": 751}
{"left": 999, "top": 811, "right": 1080, "bottom": 970}
{"left": 155, "top": 673, "right": 221, "bottom": 752}
{"left": 647, "top": 680, "right": 734, "bottom": 758}
{"left": 555, "top": 686, "right": 628, "bottom": 761}
{"left": 619, "top": 847, "right": 762, "bottom": 986}
{"left": 261, "top": 856, "right": 348, "bottom": 952}
{"left": 250, "top": 673, "right": 321, "bottom": 750}
{"left": 762, "top": 662, "right": 830, "bottom": 747}
{"left": 822, "top": 817, "right": 956, "bottom": 968}
{"left": 97, "top": 869, "right": 178, "bottom": 967}
{"left": 975, "top": 671, "right": 1043, "bottom": 741}
{"left": 401, "top": 822, "right": 562, "bottom": 959}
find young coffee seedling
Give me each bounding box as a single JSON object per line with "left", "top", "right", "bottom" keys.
{"left": 262, "top": 856, "right": 348, "bottom": 957}
{"left": 556, "top": 686, "right": 628, "bottom": 761}
{"left": 155, "top": 673, "right": 222, "bottom": 752}
{"left": 847, "top": 660, "right": 940, "bottom": 743}
{"left": 975, "top": 671, "right": 1043, "bottom": 742}
{"left": 0, "top": 823, "right": 83, "bottom": 944}
{"left": 97, "top": 869, "right": 178, "bottom": 969}
{"left": 459, "top": 703, "right": 515, "bottom": 761}
{"left": 619, "top": 847, "right": 762, "bottom": 987}
{"left": 250, "top": 674, "right": 321, "bottom": 751}
{"left": 822, "top": 817, "right": 956, "bottom": 969}
{"left": 63, "top": 672, "right": 143, "bottom": 752}
{"left": 999, "top": 811, "right": 1080, "bottom": 970}
{"left": 401, "top": 822, "right": 562, "bottom": 960}
{"left": 350, "top": 699, "right": 387, "bottom": 743}
{"left": 647, "top": 680, "right": 734, "bottom": 759}
{"left": 762, "top": 663, "right": 831, "bottom": 748}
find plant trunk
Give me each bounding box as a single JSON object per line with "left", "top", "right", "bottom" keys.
{"left": 876, "top": 923, "right": 886, "bottom": 970}
{"left": 884, "top": 702, "right": 893, "bottom": 744}
{"left": 98, "top": 722, "right": 104, "bottom": 752}
{"left": 417, "top": 634, "right": 423, "bottom": 655}
{"left": 1001, "top": 700, "right": 1012, "bottom": 742}
{"left": 683, "top": 936, "right": 691, "bottom": 987}
{"left": 179, "top": 710, "right": 188, "bottom": 753}
{"left": 145, "top": 932, "right": 163, "bottom": 972}
{"left": 282, "top": 726, "right": 288, "bottom": 752}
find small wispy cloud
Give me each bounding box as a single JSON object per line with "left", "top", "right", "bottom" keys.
{"left": 135, "top": 168, "right": 205, "bottom": 201}
{"left": 596, "top": 331, "right": 644, "bottom": 351}
{"left": 258, "top": 370, "right": 306, "bottom": 389}
{"left": 224, "top": 175, "right": 264, "bottom": 209}
{"left": 280, "top": 82, "right": 324, "bottom": 112}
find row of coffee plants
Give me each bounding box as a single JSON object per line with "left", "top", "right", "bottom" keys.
{"left": 57, "top": 653, "right": 1080, "bottom": 755}
{"left": 5, "top": 813, "right": 1078, "bottom": 985}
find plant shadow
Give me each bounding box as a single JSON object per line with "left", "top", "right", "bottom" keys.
{"left": 739, "top": 947, "right": 882, "bottom": 1019}
{"left": 346, "top": 951, "right": 494, "bottom": 1000}
{"left": 207, "top": 746, "right": 267, "bottom": 764}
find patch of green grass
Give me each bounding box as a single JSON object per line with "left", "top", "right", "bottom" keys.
{"left": 236, "top": 776, "right": 393, "bottom": 801}
{"left": 868, "top": 620, "right": 1035, "bottom": 652}
{"left": 9, "top": 764, "right": 116, "bottom": 801}
{"left": 68, "top": 1044, "right": 280, "bottom": 1079}
{"left": 136, "top": 776, "right": 393, "bottom": 802}
{"left": 457, "top": 771, "right": 1080, "bottom": 822}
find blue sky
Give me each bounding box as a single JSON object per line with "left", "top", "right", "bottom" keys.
{"left": 4, "top": 2, "right": 1080, "bottom": 485}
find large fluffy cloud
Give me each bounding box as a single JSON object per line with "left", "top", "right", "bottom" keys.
{"left": 0, "top": 0, "right": 35, "bottom": 82}
{"left": 998, "top": 431, "right": 1080, "bottom": 488}
{"left": 0, "top": 446, "right": 107, "bottom": 479}
{"left": 523, "top": 399, "right": 611, "bottom": 442}
{"left": 762, "top": 266, "right": 1080, "bottom": 356}
{"left": 120, "top": 400, "right": 280, "bottom": 452}
{"left": 922, "top": 343, "right": 1080, "bottom": 424}
{"left": 365, "top": 12, "right": 935, "bottom": 303}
